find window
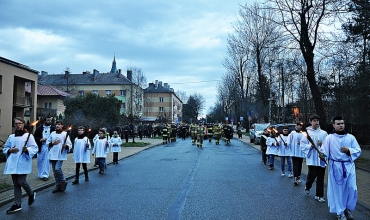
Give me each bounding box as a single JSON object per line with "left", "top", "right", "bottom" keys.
{"left": 121, "top": 103, "right": 126, "bottom": 109}
{"left": 93, "top": 90, "right": 98, "bottom": 95}
{"left": 106, "top": 90, "right": 111, "bottom": 95}
{"left": 120, "top": 90, "right": 126, "bottom": 96}
{"left": 44, "top": 103, "right": 52, "bottom": 109}
{"left": 159, "top": 107, "right": 164, "bottom": 112}
{"left": 159, "top": 97, "right": 164, "bottom": 102}
{"left": 79, "top": 90, "right": 84, "bottom": 96}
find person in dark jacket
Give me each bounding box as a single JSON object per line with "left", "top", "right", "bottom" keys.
{"left": 260, "top": 129, "right": 269, "bottom": 165}
{"left": 123, "top": 124, "right": 130, "bottom": 143}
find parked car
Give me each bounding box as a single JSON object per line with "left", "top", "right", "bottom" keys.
{"left": 249, "top": 123, "right": 270, "bottom": 145}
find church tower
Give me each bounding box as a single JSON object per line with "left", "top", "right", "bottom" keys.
{"left": 110, "top": 54, "right": 117, "bottom": 73}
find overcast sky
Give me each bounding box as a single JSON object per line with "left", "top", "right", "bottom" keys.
{"left": 0, "top": 0, "right": 250, "bottom": 117}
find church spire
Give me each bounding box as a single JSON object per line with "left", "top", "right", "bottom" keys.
{"left": 110, "top": 53, "right": 117, "bottom": 73}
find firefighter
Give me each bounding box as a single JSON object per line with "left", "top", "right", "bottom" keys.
{"left": 180, "top": 123, "right": 187, "bottom": 140}
{"left": 189, "top": 123, "right": 198, "bottom": 145}
{"left": 162, "top": 124, "right": 169, "bottom": 144}
{"left": 170, "top": 123, "right": 177, "bottom": 142}
{"left": 196, "top": 122, "right": 206, "bottom": 148}
{"left": 206, "top": 123, "right": 213, "bottom": 142}
{"left": 224, "top": 124, "right": 233, "bottom": 145}
{"left": 213, "top": 123, "right": 222, "bottom": 145}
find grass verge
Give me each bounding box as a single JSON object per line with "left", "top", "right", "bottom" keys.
{"left": 0, "top": 182, "right": 12, "bottom": 191}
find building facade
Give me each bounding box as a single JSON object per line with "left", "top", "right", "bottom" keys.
{"left": 37, "top": 85, "right": 72, "bottom": 118}
{"left": 0, "top": 57, "right": 39, "bottom": 140}
{"left": 38, "top": 58, "right": 143, "bottom": 118}
{"left": 143, "top": 80, "right": 183, "bottom": 123}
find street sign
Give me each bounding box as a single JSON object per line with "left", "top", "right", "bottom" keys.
{"left": 240, "top": 116, "right": 244, "bottom": 121}
{"left": 231, "top": 118, "right": 234, "bottom": 122}
{"left": 248, "top": 116, "right": 252, "bottom": 121}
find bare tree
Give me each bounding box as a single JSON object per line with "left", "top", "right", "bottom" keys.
{"left": 128, "top": 66, "right": 146, "bottom": 118}
{"left": 266, "top": 0, "right": 345, "bottom": 125}
{"left": 176, "top": 90, "right": 188, "bottom": 104}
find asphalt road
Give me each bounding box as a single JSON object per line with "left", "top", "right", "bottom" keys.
{"left": 1, "top": 138, "right": 369, "bottom": 220}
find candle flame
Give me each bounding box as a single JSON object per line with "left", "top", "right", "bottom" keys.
{"left": 88, "top": 128, "right": 91, "bottom": 132}
{"left": 68, "top": 126, "right": 72, "bottom": 131}
{"left": 273, "top": 128, "right": 278, "bottom": 133}
{"left": 31, "top": 120, "right": 39, "bottom": 126}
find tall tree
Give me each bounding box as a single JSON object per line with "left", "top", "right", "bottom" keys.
{"left": 128, "top": 66, "right": 146, "bottom": 118}
{"left": 267, "top": 0, "right": 344, "bottom": 125}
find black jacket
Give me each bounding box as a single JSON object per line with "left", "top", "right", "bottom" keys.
{"left": 34, "top": 124, "right": 56, "bottom": 151}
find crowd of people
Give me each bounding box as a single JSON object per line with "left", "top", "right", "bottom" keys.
{"left": 260, "top": 115, "right": 362, "bottom": 220}
{"left": 2, "top": 115, "right": 363, "bottom": 219}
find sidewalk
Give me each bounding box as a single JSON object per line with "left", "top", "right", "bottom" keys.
{"left": 0, "top": 137, "right": 163, "bottom": 207}
{"left": 236, "top": 135, "right": 370, "bottom": 212}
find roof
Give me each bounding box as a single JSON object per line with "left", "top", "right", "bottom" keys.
{"left": 144, "top": 83, "right": 174, "bottom": 93}
{"left": 0, "top": 56, "right": 39, "bottom": 74}
{"left": 37, "top": 85, "right": 72, "bottom": 97}
{"left": 38, "top": 72, "right": 134, "bottom": 86}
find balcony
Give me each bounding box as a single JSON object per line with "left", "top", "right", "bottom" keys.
{"left": 13, "top": 94, "right": 32, "bottom": 107}
{"left": 37, "top": 108, "right": 57, "bottom": 117}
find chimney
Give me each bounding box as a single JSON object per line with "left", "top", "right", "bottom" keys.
{"left": 65, "top": 70, "right": 70, "bottom": 76}
{"left": 41, "top": 71, "right": 48, "bottom": 78}
{"left": 164, "top": 83, "right": 168, "bottom": 88}
{"left": 118, "top": 69, "right": 121, "bottom": 74}
{"left": 127, "top": 70, "right": 132, "bottom": 81}
{"left": 149, "top": 82, "right": 153, "bottom": 87}
{"left": 93, "top": 69, "right": 99, "bottom": 78}
{"left": 158, "top": 81, "right": 162, "bottom": 87}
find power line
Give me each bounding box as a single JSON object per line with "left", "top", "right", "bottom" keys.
{"left": 170, "top": 79, "right": 220, "bottom": 84}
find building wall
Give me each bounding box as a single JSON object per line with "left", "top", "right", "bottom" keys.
{"left": 0, "top": 61, "right": 38, "bottom": 140}
{"left": 63, "top": 83, "right": 143, "bottom": 117}
{"left": 143, "top": 92, "right": 182, "bottom": 123}
{"left": 37, "top": 96, "right": 66, "bottom": 117}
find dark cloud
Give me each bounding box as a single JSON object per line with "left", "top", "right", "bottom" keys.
{"left": 0, "top": 0, "right": 245, "bottom": 116}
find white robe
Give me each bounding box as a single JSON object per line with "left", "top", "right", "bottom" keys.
{"left": 93, "top": 138, "right": 109, "bottom": 158}
{"left": 266, "top": 137, "right": 279, "bottom": 155}
{"left": 300, "top": 126, "right": 327, "bottom": 167}
{"left": 322, "top": 133, "right": 361, "bottom": 214}
{"left": 287, "top": 131, "right": 304, "bottom": 158}
{"left": 109, "top": 136, "right": 122, "bottom": 153}
{"left": 277, "top": 135, "right": 291, "bottom": 156}
{"left": 73, "top": 137, "right": 91, "bottom": 163}
{"left": 3, "top": 133, "right": 38, "bottom": 174}
{"left": 46, "top": 131, "right": 72, "bottom": 160}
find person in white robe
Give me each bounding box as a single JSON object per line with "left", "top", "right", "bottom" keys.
{"left": 300, "top": 114, "right": 327, "bottom": 203}
{"left": 33, "top": 116, "right": 55, "bottom": 181}
{"left": 46, "top": 120, "right": 72, "bottom": 193}
{"left": 266, "top": 129, "right": 279, "bottom": 170}
{"left": 72, "top": 126, "right": 91, "bottom": 185}
{"left": 110, "top": 131, "right": 122, "bottom": 164}
{"left": 322, "top": 116, "right": 361, "bottom": 220}
{"left": 93, "top": 129, "right": 109, "bottom": 174}
{"left": 277, "top": 127, "right": 292, "bottom": 177}
{"left": 3, "top": 117, "right": 38, "bottom": 214}
{"left": 287, "top": 122, "right": 304, "bottom": 185}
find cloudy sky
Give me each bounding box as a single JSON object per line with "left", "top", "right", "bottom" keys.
{"left": 0, "top": 0, "right": 250, "bottom": 117}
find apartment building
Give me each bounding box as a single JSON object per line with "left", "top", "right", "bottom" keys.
{"left": 143, "top": 80, "right": 183, "bottom": 123}
{"left": 38, "top": 66, "right": 143, "bottom": 116}
{"left": 0, "top": 56, "right": 38, "bottom": 140}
